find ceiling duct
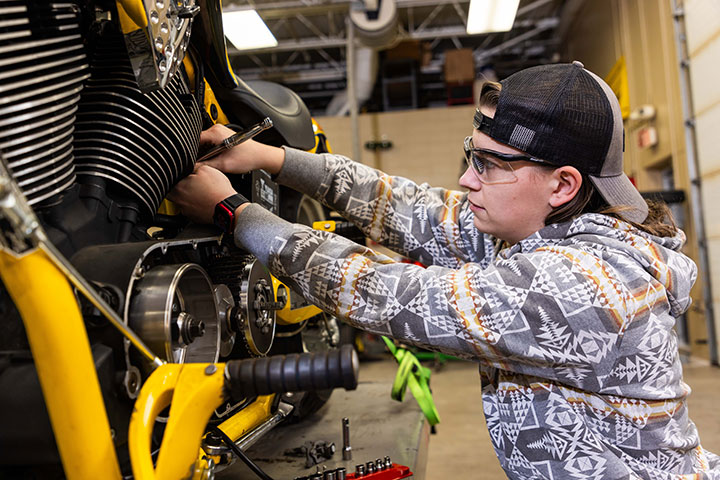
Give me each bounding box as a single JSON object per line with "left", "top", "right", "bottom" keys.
{"left": 325, "top": 45, "right": 378, "bottom": 116}
{"left": 349, "top": 0, "right": 398, "bottom": 48}
{"left": 326, "top": 0, "right": 395, "bottom": 116}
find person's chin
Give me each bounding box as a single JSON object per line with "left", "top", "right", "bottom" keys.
{"left": 473, "top": 216, "right": 491, "bottom": 233}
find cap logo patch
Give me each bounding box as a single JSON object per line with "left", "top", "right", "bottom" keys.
{"left": 509, "top": 124, "right": 535, "bottom": 151}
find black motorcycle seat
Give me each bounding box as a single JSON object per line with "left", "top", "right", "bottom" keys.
{"left": 214, "top": 79, "right": 315, "bottom": 151}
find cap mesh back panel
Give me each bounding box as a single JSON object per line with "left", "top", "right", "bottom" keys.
{"left": 493, "top": 64, "right": 613, "bottom": 175}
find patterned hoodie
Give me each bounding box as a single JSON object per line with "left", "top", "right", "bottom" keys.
{"left": 235, "top": 148, "right": 720, "bottom": 479}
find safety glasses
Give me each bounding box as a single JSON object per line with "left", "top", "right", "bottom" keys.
{"left": 463, "top": 136, "right": 548, "bottom": 185}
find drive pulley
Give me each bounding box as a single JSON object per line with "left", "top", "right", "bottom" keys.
{"left": 129, "top": 263, "right": 221, "bottom": 364}
{"left": 235, "top": 260, "right": 285, "bottom": 356}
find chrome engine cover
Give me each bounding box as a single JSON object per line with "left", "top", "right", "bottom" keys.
{"left": 118, "top": 0, "right": 198, "bottom": 92}
{"left": 128, "top": 262, "right": 221, "bottom": 365}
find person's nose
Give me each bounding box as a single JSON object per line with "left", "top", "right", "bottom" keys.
{"left": 459, "top": 165, "right": 481, "bottom": 190}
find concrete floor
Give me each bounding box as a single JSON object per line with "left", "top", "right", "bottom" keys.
{"left": 359, "top": 354, "right": 720, "bottom": 479}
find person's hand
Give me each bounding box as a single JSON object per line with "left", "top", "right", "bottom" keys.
{"left": 167, "top": 164, "right": 238, "bottom": 224}
{"left": 199, "top": 124, "right": 285, "bottom": 175}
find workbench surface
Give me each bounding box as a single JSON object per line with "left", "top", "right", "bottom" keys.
{"left": 217, "top": 378, "right": 430, "bottom": 480}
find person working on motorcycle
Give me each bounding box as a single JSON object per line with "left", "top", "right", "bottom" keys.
{"left": 168, "top": 62, "right": 720, "bottom": 479}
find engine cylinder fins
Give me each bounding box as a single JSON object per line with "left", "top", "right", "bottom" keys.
{"left": 0, "top": 3, "right": 89, "bottom": 206}
{"left": 128, "top": 263, "right": 221, "bottom": 365}
{"left": 73, "top": 24, "right": 202, "bottom": 219}
{"left": 237, "top": 260, "right": 277, "bottom": 356}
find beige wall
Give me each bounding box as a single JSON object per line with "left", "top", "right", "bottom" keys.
{"left": 315, "top": 105, "right": 476, "bottom": 191}
{"left": 565, "top": 1, "right": 687, "bottom": 195}
{"left": 563, "top": 0, "right": 712, "bottom": 359}
{"left": 684, "top": 0, "right": 720, "bottom": 362}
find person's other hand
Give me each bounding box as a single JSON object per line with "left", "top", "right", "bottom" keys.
{"left": 167, "top": 164, "right": 238, "bottom": 224}
{"left": 199, "top": 124, "right": 284, "bottom": 175}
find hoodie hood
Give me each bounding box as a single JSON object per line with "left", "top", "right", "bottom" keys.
{"left": 510, "top": 213, "right": 697, "bottom": 317}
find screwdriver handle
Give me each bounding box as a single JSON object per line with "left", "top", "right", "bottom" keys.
{"left": 197, "top": 117, "right": 273, "bottom": 162}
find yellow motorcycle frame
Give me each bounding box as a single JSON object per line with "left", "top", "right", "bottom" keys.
{"left": 0, "top": 139, "right": 326, "bottom": 480}
{"left": 0, "top": 152, "right": 254, "bottom": 480}
{"left": 0, "top": 1, "right": 339, "bottom": 478}
{"left": 0, "top": 237, "right": 274, "bottom": 479}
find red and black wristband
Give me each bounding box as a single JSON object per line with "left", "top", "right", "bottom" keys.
{"left": 213, "top": 193, "right": 249, "bottom": 235}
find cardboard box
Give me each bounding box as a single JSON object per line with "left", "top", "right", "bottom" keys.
{"left": 420, "top": 42, "right": 432, "bottom": 67}
{"left": 444, "top": 48, "right": 475, "bottom": 84}
{"left": 385, "top": 40, "right": 422, "bottom": 62}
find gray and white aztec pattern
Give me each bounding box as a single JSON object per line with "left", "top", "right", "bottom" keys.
{"left": 235, "top": 148, "right": 720, "bottom": 479}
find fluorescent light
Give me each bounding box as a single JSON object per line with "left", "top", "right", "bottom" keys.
{"left": 466, "top": 0, "right": 520, "bottom": 34}
{"left": 223, "top": 10, "right": 278, "bottom": 50}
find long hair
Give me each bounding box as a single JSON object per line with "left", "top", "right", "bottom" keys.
{"left": 544, "top": 175, "right": 677, "bottom": 237}
{"left": 478, "top": 82, "right": 677, "bottom": 238}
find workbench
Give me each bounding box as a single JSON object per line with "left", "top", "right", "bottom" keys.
{"left": 217, "top": 378, "right": 430, "bottom": 479}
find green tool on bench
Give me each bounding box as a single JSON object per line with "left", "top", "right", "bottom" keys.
{"left": 381, "top": 336, "right": 440, "bottom": 426}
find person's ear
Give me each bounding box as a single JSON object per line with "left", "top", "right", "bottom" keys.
{"left": 548, "top": 166, "right": 582, "bottom": 208}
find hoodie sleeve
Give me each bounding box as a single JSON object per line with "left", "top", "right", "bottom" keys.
{"left": 274, "top": 147, "right": 493, "bottom": 268}
{"left": 235, "top": 205, "right": 641, "bottom": 393}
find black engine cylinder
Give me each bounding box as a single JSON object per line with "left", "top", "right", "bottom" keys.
{"left": 73, "top": 22, "right": 202, "bottom": 219}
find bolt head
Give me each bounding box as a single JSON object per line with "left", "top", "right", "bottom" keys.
{"left": 188, "top": 317, "right": 205, "bottom": 339}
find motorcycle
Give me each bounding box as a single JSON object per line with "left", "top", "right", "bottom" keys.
{"left": 0, "top": 1, "right": 358, "bottom": 478}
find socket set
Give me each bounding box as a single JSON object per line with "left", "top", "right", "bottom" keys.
{"left": 294, "top": 466, "right": 348, "bottom": 480}
{"left": 348, "top": 456, "right": 412, "bottom": 479}
{"left": 293, "top": 457, "right": 412, "bottom": 480}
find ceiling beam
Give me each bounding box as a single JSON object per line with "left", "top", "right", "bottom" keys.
{"left": 414, "top": 4, "right": 445, "bottom": 33}
{"left": 229, "top": 37, "right": 347, "bottom": 54}
{"left": 474, "top": 18, "right": 558, "bottom": 62}
{"left": 295, "top": 12, "right": 330, "bottom": 39}
{"left": 229, "top": 17, "right": 559, "bottom": 56}
{"left": 225, "top": 0, "right": 473, "bottom": 12}
{"left": 517, "top": 0, "right": 555, "bottom": 16}
{"left": 235, "top": 64, "right": 347, "bottom": 83}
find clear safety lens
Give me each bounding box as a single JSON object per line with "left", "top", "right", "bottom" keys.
{"left": 463, "top": 136, "right": 518, "bottom": 185}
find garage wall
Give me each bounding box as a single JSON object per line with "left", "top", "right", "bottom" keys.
{"left": 683, "top": 0, "right": 720, "bottom": 363}
{"left": 562, "top": 0, "right": 714, "bottom": 360}
{"left": 316, "top": 104, "right": 476, "bottom": 191}
{"left": 315, "top": 0, "right": 720, "bottom": 362}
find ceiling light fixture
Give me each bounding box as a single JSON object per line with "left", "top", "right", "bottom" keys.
{"left": 223, "top": 10, "right": 278, "bottom": 50}
{"left": 466, "top": 0, "right": 520, "bottom": 34}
